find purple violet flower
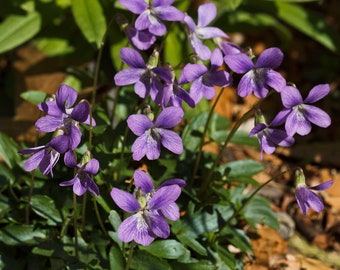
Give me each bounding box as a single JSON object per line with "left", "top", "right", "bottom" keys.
{"left": 272, "top": 84, "right": 331, "bottom": 137}
{"left": 155, "top": 77, "right": 195, "bottom": 109}
{"left": 59, "top": 151, "right": 99, "bottom": 196}
{"left": 35, "top": 84, "right": 95, "bottom": 150}
{"left": 249, "top": 123, "right": 295, "bottom": 159}
{"left": 184, "top": 2, "right": 228, "bottom": 60}
{"left": 127, "top": 26, "right": 156, "bottom": 51}
{"left": 119, "top": 0, "right": 185, "bottom": 36}
{"left": 219, "top": 41, "right": 242, "bottom": 55}
{"left": 224, "top": 47, "right": 286, "bottom": 98}
{"left": 114, "top": 47, "right": 172, "bottom": 100}
{"left": 127, "top": 106, "right": 184, "bottom": 161}
{"left": 179, "top": 48, "right": 231, "bottom": 104}
{"left": 110, "top": 170, "right": 184, "bottom": 246}
{"left": 19, "top": 134, "right": 69, "bottom": 177}
{"left": 295, "top": 169, "right": 333, "bottom": 215}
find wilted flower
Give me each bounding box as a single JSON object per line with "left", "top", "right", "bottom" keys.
{"left": 179, "top": 48, "right": 231, "bottom": 104}
{"left": 118, "top": 0, "right": 184, "bottom": 36}
{"left": 110, "top": 170, "right": 185, "bottom": 246}
{"left": 59, "top": 151, "right": 99, "bottom": 196}
{"left": 127, "top": 106, "right": 184, "bottom": 160}
{"left": 224, "top": 47, "right": 286, "bottom": 98}
{"left": 295, "top": 168, "right": 333, "bottom": 215}
{"left": 184, "top": 2, "right": 228, "bottom": 60}
{"left": 271, "top": 84, "right": 331, "bottom": 137}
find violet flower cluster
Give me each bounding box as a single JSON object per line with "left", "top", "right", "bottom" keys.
{"left": 18, "top": 1, "right": 334, "bottom": 247}
{"left": 111, "top": 170, "right": 185, "bottom": 246}
{"left": 112, "top": 0, "right": 333, "bottom": 238}
{"left": 19, "top": 84, "right": 99, "bottom": 196}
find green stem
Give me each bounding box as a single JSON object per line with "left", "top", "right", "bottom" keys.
{"left": 93, "top": 198, "right": 108, "bottom": 236}
{"left": 25, "top": 173, "right": 35, "bottom": 224}
{"left": 81, "top": 192, "right": 87, "bottom": 229}
{"left": 217, "top": 169, "right": 292, "bottom": 234}
{"left": 73, "top": 193, "right": 79, "bottom": 258}
{"left": 198, "top": 106, "right": 256, "bottom": 195}
{"left": 125, "top": 241, "right": 136, "bottom": 270}
{"left": 190, "top": 87, "right": 226, "bottom": 186}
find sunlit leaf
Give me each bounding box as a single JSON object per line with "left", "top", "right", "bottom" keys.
{"left": 0, "top": 132, "right": 20, "bottom": 169}
{"left": 20, "top": 90, "right": 48, "bottom": 105}
{"left": 140, "top": 240, "right": 187, "bottom": 259}
{"left": 71, "top": 0, "right": 106, "bottom": 49}
{"left": 0, "top": 12, "right": 41, "bottom": 54}
{"left": 30, "top": 195, "right": 63, "bottom": 225}
{"left": 0, "top": 225, "right": 47, "bottom": 245}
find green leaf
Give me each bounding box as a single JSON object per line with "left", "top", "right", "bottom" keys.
{"left": 0, "top": 225, "right": 47, "bottom": 245}
{"left": 176, "top": 233, "right": 207, "bottom": 256}
{"left": 108, "top": 210, "right": 122, "bottom": 231}
{"left": 169, "top": 261, "right": 215, "bottom": 270}
{"left": 214, "top": 0, "right": 244, "bottom": 12}
{"left": 71, "top": 0, "right": 106, "bottom": 49}
{"left": 109, "top": 245, "right": 125, "bottom": 270}
{"left": 219, "top": 227, "right": 252, "bottom": 252}
{"left": 0, "top": 163, "right": 15, "bottom": 185}
{"left": 0, "top": 12, "right": 41, "bottom": 54}
{"left": 33, "top": 37, "right": 74, "bottom": 56}
{"left": 0, "top": 132, "right": 20, "bottom": 169}
{"left": 164, "top": 23, "right": 185, "bottom": 66}
{"left": 0, "top": 193, "right": 10, "bottom": 218}
{"left": 272, "top": 1, "right": 339, "bottom": 53}
{"left": 20, "top": 90, "right": 48, "bottom": 105}
{"left": 242, "top": 195, "right": 279, "bottom": 229}
{"left": 30, "top": 195, "right": 63, "bottom": 225}
{"left": 140, "top": 239, "right": 187, "bottom": 259}
{"left": 130, "top": 250, "right": 171, "bottom": 270}
{"left": 220, "top": 159, "right": 264, "bottom": 178}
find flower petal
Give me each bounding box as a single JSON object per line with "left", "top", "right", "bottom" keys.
{"left": 56, "top": 84, "right": 78, "bottom": 112}
{"left": 304, "top": 84, "right": 330, "bottom": 103}
{"left": 255, "top": 47, "right": 283, "bottom": 69}
{"left": 159, "top": 129, "right": 183, "bottom": 155}
{"left": 114, "top": 68, "right": 145, "bottom": 86}
{"left": 35, "top": 115, "right": 63, "bottom": 133}
{"left": 159, "top": 202, "right": 180, "bottom": 221}
{"left": 224, "top": 53, "right": 254, "bottom": 74}
{"left": 307, "top": 191, "right": 324, "bottom": 213}
{"left": 127, "top": 114, "right": 153, "bottom": 136}
{"left": 23, "top": 149, "right": 44, "bottom": 171}
{"left": 310, "top": 180, "right": 333, "bottom": 191}
{"left": 281, "top": 86, "right": 303, "bottom": 108}
{"left": 71, "top": 101, "right": 90, "bottom": 122}
{"left": 179, "top": 63, "right": 207, "bottom": 84}
{"left": 149, "top": 213, "right": 170, "bottom": 239}
{"left": 119, "top": 0, "right": 147, "bottom": 14}
{"left": 265, "top": 70, "right": 286, "bottom": 93}
{"left": 197, "top": 3, "right": 216, "bottom": 27}
{"left": 155, "top": 107, "right": 183, "bottom": 128}
{"left": 134, "top": 170, "right": 154, "bottom": 194}
{"left": 196, "top": 26, "right": 228, "bottom": 39}
{"left": 148, "top": 185, "right": 181, "bottom": 210}
{"left": 155, "top": 6, "right": 184, "bottom": 22}
{"left": 117, "top": 215, "right": 138, "bottom": 243}
{"left": 110, "top": 188, "right": 141, "bottom": 212}
{"left": 120, "top": 47, "right": 147, "bottom": 68}
{"left": 83, "top": 158, "right": 99, "bottom": 175}
{"left": 304, "top": 105, "right": 331, "bottom": 128}
{"left": 131, "top": 134, "right": 148, "bottom": 161}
